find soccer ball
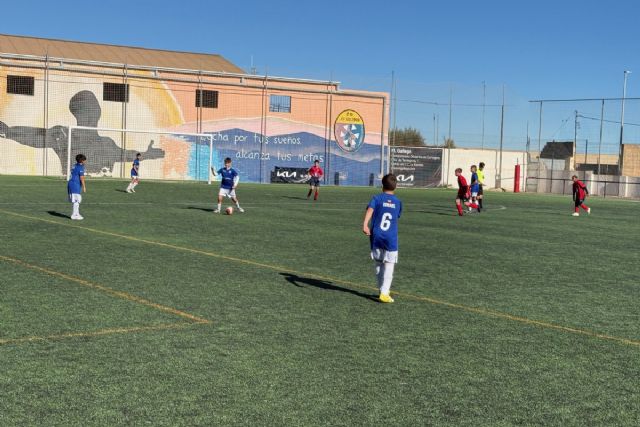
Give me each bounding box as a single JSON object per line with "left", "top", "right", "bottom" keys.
{"left": 225, "top": 206, "right": 234, "bottom": 215}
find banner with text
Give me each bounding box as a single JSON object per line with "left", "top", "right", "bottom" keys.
{"left": 391, "top": 146, "right": 442, "bottom": 187}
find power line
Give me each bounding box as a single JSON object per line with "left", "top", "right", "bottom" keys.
{"left": 577, "top": 113, "right": 640, "bottom": 127}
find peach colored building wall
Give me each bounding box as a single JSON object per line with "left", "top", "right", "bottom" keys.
{"left": 0, "top": 56, "right": 389, "bottom": 185}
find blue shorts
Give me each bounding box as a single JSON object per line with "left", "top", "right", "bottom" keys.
{"left": 309, "top": 177, "right": 320, "bottom": 187}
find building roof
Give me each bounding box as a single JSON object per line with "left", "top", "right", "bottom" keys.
{"left": 0, "top": 33, "right": 244, "bottom": 74}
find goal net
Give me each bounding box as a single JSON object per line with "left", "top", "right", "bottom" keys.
{"left": 65, "top": 126, "right": 214, "bottom": 183}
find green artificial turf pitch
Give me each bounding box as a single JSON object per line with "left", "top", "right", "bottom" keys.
{"left": 0, "top": 176, "right": 639, "bottom": 426}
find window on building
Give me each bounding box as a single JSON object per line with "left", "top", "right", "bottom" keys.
{"left": 7, "top": 75, "right": 34, "bottom": 96}
{"left": 103, "top": 82, "right": 129, "bottom": 103}
{"left": 195, "top": 90, "right": 219, "bottom": 108}
{"left": 269, "top": 95, "right": 291, "bottom": 113}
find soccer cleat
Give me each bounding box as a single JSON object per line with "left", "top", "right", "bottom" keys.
{"left": 126, "top": 189, "right": 132, "bottom": 193}
{"left": 131, "top": 188, "right": 135, "bottom": 193}
{"left": 237, "top": 207, "right": 245, "bottom": 213}
{"left": 587, "top": 207, "right": 591, "bottom": 215}
{"left": 213, "top": 209, "right": 220, "bottom": 213}
{"left": 71, "top": 215, "right": 84, "bottom": 220}
{"left": 572, "top": 212, "right": 579, "bottom": 217}
{"left": 379, "top": 293, "right": 394, "bottom": 303}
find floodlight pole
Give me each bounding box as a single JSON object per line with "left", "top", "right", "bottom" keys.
{"left": 618, "top": 70, "right": 631, "bottom": 175}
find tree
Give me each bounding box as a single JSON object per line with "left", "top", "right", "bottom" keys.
{"left": 442, "top": 138, "right": 456, "bottom": 148}
{"left": 389, "top": 127, "right": 426, "bottom": 147}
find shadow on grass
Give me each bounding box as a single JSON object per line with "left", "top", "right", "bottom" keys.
{"left": 280, "top": 195, "right": 308, "bottom": 200}
{"left": 185, "top": 206, "right": 214, "bottom": 213}
{"left": 47, "top": 210, "right": 70, "bottom": 219}
{"left": 412, "top": 209, "right": 457, "bottom": 217}
{"left": 114, "top": 189, "right": 129, "bottom": 193}
{"left": 280, "top": 272, "right": 378, "bottom": 302}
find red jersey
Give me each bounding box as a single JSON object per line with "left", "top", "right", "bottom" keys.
{"left": 573, "top": 179, "right": 588, "bottom": 200}
{"left": 309, "top": 165, "right": 324, "bottom": 178}
{"left": 457, "top": 174, "right": 469, "bottom": 196}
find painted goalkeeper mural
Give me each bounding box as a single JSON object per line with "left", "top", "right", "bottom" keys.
{"left": 0, "top": 63, "right": 388, "bottom": 185}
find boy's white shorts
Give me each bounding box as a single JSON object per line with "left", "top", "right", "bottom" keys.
{"left": 371, "top": 248, "right": 398, "bottom": 264}
{"left": 219, "top": 188, "right": 237, "bottom": 199}
{"left": 69, "top": 193, "right": 82, "bottom": 203}
{"left": 471, "top": 191, "right": 478, "bottom": 197}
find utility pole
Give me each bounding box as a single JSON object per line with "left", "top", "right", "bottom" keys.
{"left": 481, "top": 81, "right": 486, "bottom": 150}
{"left": 618, "top": 70, "right": 631, "bottom": 175}
{"left": 448, "top": 85, "right": 453, "bottom": 143}
{"left": 497, "top": 84, "right": 505, "bottom": 188}
{"left": 574, "top": 110, "right": 578, "bottom": 171}
{"left": 598, "top": 99, "right": 604, "bottom": 175}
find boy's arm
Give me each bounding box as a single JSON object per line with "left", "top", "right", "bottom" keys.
{"left": 362, "top": 207, "right": 374, "bottom": 235}
{"left": 233, "top": 175, "right": 240, "bottom": 189}
{"left": 80, "top": 175, "right": 86, "bottom": 193}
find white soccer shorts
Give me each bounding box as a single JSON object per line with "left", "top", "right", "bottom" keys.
{"left": 219, "top": 188, "right": 237, "bottom": 199}
{"left": 471, "top": 191, "right": 478, "bottom": 197}
{"left": 69, "top": 193, "right": 82, "bottom": 203}
{"left": 371, "top": 248, "right": 398, "bottom": 264}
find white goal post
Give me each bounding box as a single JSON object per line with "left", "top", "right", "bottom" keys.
{"left": 66, "top": 125, "right": 214, "bottom": 184}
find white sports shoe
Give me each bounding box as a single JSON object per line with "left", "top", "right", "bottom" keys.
{"left": 572, "top": 212, "right": 579, "bottom": 217}
{"left": 71, "top": 215, "right": 84, "bottom": 220}
{"left": 237, "top": 207, "right": 245, "bottom": 213}
{"left": 126, "top": 189, "right": 133, "bottom": 193}
{"left": 587, "top": 208, "right": 591, "bottom": 215}
{"left": 213, "top": 209, "right": 220, "bottom": 213}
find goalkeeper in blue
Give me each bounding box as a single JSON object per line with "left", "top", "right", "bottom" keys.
{"left": 212, "top": 157, "right": 244, "bottom": 213}
{"left": 362, "top": 173, "right": 402, "bottom": 303}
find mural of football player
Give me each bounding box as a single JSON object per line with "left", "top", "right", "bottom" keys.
{"left": 0, "top": 90, "right": 164, "bottom": 175}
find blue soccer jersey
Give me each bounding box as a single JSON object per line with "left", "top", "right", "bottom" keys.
{"left": 131, "top": 158, "right": 140, "bottom": 176}
{"left": 217, "top": 167, "right": 238, "bottom": 189}
{"left": 470, "top": 172, "right": 479, "bottom": 193}
{"left": 68, "top": 163, "right": 85, "bottom": 194}
{"left": 367, "top": 193, "right": 402, "bottom": 251}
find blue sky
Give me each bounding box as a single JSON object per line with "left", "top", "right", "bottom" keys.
{"left": 4, "top": 0, "right": 640, "bottom": 150}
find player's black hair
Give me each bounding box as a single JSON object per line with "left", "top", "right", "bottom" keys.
{"left": 75, "top": 154, "right": 86, "bottom": 163}
{"left": 382, "top": 174, "right": 397, "bottom": 191}
{"left": 471, "top": 164, "right": 477, "bottom": 170}
{"left": 571, "top": 175, "right": 578, "bottom": 179}
{"left": 455, "top": 167, "right": 463, "bottom": 173}
{"left": 479, "top": 162, "right": 485, "bottom": 168}
{"left": 314, "top": 159, "right": 320, "bottom": 164}
{"left": 224, "top": 157, "right": 232, "bottom": 163}
{"left": 136, "top": 152, "right": 141, "bottom": 157}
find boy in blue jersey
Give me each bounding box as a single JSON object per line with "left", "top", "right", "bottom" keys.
{"left": 125, "top": 153, "right": 141, "bottom": 193}
{"left": 363, "top": 173, "right": 402, "bottom": 303}
{"left": 469, "top": 165, "right": 480, "bottom": 213}
{"left": 68, "top": 154, "right": 87, "bottom": 220}
{"left": 212, "top": 157, "right": 244, "bottom": 213}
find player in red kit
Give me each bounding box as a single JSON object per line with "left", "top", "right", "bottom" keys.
{"left": 307, "top": 159, "right": 324, "bottom": 201}
{"left": 571, "top": 175, "right": 591, "bottom": 216}
{"left": 455, "top": 168, "right": 478, "bottom": 216}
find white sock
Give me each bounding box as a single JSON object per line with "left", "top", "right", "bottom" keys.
{"left": 375, "top": 261, "right": 384, "bottom": 291}
{"left": 380, "top": 262, "right": 395, "bottom": 295}
{"left": 126, "top": 184, "right": 131, "bottom": 191}
{"left": 72, "top": 202, "right": 80, "bottom": 217}
{"left": 132, "top": 182, "right": 138, "bottom": 189}
{"left": 235, "top": 201, "right": 241, "bottom": 208}
{"left": 217, "top": 203, "right": 221, "bottom": 211}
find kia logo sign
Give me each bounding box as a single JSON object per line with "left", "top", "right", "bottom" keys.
{"left": 396, "top": 174, "right": 414, "bottom": 182}
{"left": 277, "top": 171, "right": 297, "bottom": 178}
